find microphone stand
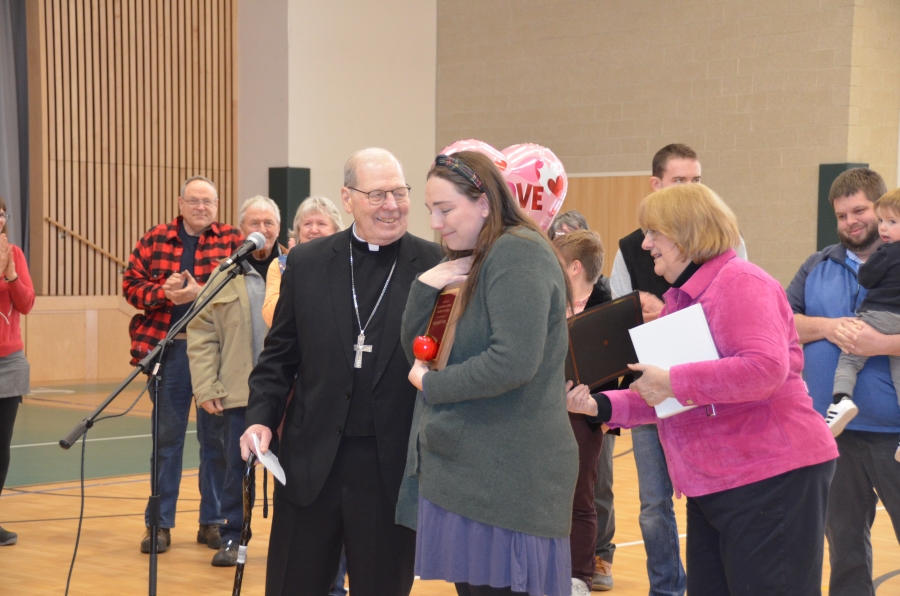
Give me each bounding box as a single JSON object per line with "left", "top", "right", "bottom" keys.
{"left": 59, "top": 261, "right": 250, "bottom": 596}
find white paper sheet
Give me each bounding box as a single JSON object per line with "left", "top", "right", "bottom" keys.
{"left": 628, "top": 303, "right": 719, "bottom": 418}
{"left": 252, "top": 432, "right": 286, "bottom": 485}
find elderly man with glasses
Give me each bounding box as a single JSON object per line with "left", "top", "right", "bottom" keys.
{"left": 123, "top": 175, "right": 243, "bottom": 554}
{"left": 241, "top": 148, "right": 443, "bottom": 596}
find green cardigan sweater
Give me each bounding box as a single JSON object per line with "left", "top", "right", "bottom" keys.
{"left": 397, "top": 228, "right": 578, "bottom": 539}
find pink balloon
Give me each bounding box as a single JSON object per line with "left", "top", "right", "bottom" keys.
{"left": 440, "top": 139, "right": 508, "bottom": 172}
{"left": 501, "top": 144, "right": 567, "bottom": 231}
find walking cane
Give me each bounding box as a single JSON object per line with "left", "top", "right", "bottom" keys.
{"left": 232, "top": 452, "right": 256, "bottom": 596}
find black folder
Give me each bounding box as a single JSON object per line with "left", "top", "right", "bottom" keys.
{"left": 565, "top": 291, "right": 643, "bottom": 390}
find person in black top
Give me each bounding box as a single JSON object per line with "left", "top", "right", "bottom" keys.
{"left": 548, "top": 211, "right": 617, "bottom": 591}
{"left": 831, "top": 188, "right": 900, "bottom": 461}
{"left": 554, "top": 230, "right": 617, "bottom": 596}
{"left": 239, "top": 148, "right": 443, "bottom": 596}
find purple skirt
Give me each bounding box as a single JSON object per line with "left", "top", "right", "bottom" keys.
{"left": 415, "top": 497, "right": 571, "bottom": 596}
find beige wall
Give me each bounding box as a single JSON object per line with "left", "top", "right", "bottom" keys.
{"left": 436, "top": 0, "right": 900, "bottom": 285}
{"left": 237, "top": 0, "right": 437, "bottom": 239}
{"left": 236, "top": 0, "right": 290, "bottom": 217}
{"left": 22, "top": 297, "right": 138, "bottom": 383}
{"left": 847, "top": 0, "right": 900, "bottom": 183}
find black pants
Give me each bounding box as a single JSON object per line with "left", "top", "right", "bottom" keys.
{"left": 686, "top": 460, "right": 835, "bottom": 596}
{"left": 826, "top": 431, "right": 900, "bottom": 596}
{"left": 455, "top": 584, "right": 528, "bottom": 595}
{"left": 0, "top": 396, "right": 22, "bottom": 496}
{"left": 265, "top": 436, "right": 415, "bottom": 596}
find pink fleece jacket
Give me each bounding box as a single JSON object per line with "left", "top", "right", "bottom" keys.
{"left": 1, "top": 244, "right": 35, "bottom": 358}
{"left": 606, "top": 249, "right": 837, "bottom": 498}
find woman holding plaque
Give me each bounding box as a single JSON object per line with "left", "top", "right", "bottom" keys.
{"left": 566, "top": 184, "right": 837, "bottom": 595}
{"left": 400, "top": 151, "right": 577, "bottom": 596}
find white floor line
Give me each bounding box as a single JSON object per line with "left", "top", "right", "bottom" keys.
{"left": 616, "top": 533, "right": 687, "bottom": 548}
{"left": 11, "top": 429, "right": 196, "bottom": 449}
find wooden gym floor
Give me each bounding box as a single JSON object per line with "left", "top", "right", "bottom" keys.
{"left": 1, "top": 381, "right": 899, "bottom": 595}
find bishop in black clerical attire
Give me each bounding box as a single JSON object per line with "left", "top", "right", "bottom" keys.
{"left": 242, "top": 148, "right": 443, "bottom": 596}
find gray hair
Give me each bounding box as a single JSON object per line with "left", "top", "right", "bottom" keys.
{"left": 180, "top": 175, "right": 218, "bottom": 201}
{"left": 238, "top": 195, "right": 281, "bottom": 226}
{"left": 292, "top": 196, "right": 343, "bottom": 238}
{"left": 547, "top": 210, "right": 589, "bottom": 239}
{"left": 343, "top": 148, "right": 404, "bottom": 188}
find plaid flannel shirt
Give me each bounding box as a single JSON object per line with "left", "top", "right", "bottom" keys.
{"left": 123, "top": 216, "right": 243, "bottom": 365}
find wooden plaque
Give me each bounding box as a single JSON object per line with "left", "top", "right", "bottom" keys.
{"left": 424, "top": 282, "right": 463, "bottom": 370}
{"left": 565, "top": 291, "right": 644, "bottom": 390}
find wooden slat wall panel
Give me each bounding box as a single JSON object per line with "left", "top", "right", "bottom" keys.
{"left": 31, "top": 0, "right": 237, "bottom": 296}
{"left": 565, "top": 176, "right": 654, "bottom": 278}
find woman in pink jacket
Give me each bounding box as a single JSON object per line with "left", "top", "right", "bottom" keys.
{"left": 0, "top": 197, "right": 35, "bottom": 547}
{"left": 567, "top": 184, "right": 837, "bottom": 595}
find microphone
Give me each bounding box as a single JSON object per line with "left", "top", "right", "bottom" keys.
{"left": 219, "top": 232, "right": 266, "bottom": 271}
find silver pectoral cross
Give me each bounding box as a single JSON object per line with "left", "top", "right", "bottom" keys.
{"left": 353, "top": 333, "right": 372, "bottom": 368}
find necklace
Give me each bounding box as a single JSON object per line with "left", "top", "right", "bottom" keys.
{"left": 349, "top": 238, "right": 399, "bottom": 368}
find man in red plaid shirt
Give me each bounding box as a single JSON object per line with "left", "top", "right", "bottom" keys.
{"left": 123, "top": 175, "right": 243, "bottom": 554}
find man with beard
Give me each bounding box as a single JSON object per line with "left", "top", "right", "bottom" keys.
{"left": 787, "top": 167, "right": 900, "bottom": 596}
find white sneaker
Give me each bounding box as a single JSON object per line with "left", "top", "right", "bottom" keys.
{"left": 895, "top": 439, "right": 900, "bottom": 463}
{"left": 825, "top": 398, "right": 859, "bottom": 437}
{"left": 571, "top": 577, "right": 591, "bottom": 596}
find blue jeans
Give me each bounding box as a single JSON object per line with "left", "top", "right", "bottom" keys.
{"left": 219, "top": 407, "right": 250, "bottom": 544}
{"left": 631, "top": 424, "right": 685, "bottom": 596}
{"left": 143, "top": 340, "right": 226, "bottom": 528}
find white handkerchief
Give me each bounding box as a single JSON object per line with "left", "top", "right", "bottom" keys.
{"left": 252, "top": 433, "right": 286, "bottom": 485}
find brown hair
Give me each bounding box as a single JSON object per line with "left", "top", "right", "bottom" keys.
{"left": 652, "top": 144, "right": 698, "bottom": 179}
{"left": 875, "top": 188, "right": 900, "bottom": 218}
{"left": 553, "top": 230, "right": 604, "bottom": 284}
{"left": 829, "top": 167, "right": 886, "bottom": 205}
{"left": 638, "top": 184, "right": 740, "bottom": 264}
{"left": 428, "top": 150, "right": 569, "bottom": 312}
{"left": 0, "top": 196, "right": 7, "bottom": 235}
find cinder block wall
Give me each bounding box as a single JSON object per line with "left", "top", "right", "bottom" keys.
{"left": 436, "top": 0, "right": 900, "bottom": 285}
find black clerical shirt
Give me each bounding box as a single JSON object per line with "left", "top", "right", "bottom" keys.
{"left": 344, "top": 231, "right": 402, "bottom": 436}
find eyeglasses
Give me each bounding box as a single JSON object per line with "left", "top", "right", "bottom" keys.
{"left": 348, "top": 186, "right": 411, "bottom": 206}
{"left": 182, "top": 198, "right": 217, "bottom": 208}
{"left": 641, "top": 229, "right": 659, "bottom": 241}
{"left": 0, "top": 212, "right": 8, "bottom": 222}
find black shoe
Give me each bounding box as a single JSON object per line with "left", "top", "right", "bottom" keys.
{"left": 211, "top": 540, "right": 240, "bottom": 567}
{"left": 0, "top": 525, "right": 17, "bottom": 546}
{"left": 140, "top": 527, "right": 171, "bottom": 554}
{"left": 197, "top": 523, "right": 222, "bottom": 549}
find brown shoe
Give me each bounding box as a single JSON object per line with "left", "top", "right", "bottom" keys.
{"left": 592, "top": 556, "right": 613, "bottom": 591}
{"left": 140, "top": 527, "right": 171, "bottom": 554}
{"left": 197, "top": 524, "right": 222, "bottom": 549}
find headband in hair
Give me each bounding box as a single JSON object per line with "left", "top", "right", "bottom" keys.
{"left": 434, "top": 154, "right": 486, "bottom": 192}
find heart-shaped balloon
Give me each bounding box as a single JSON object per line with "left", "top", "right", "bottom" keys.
{"left": 440, "top": 139, "right": 508, "bottom": 172}
{"left": 501, "top": 143, "right": 567, "bottom": 232}
{"left": 438, "top": 139, "right": 567, "bottom": 232}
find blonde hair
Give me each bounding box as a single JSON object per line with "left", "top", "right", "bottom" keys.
{"left": 292, "top": 196, "right": 343, "bottom": 240}
{"left": 875, "top": 188, "right": 900, "bottom": 218}
{"left": 637, "top": 184, "right": 740, "bottom": 264}
{"left": 553, "top": 230, "right": 604, "bottom": 284}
